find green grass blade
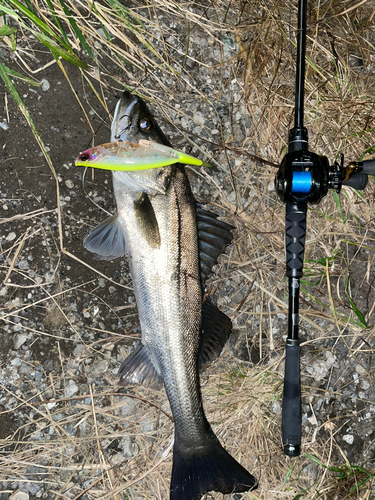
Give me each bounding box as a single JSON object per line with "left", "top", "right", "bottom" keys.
{"left": 23, "top": 0, "right": 36, "bottom": 14}
{"left": 104, "top": 0, "right": 144, "bottom": 29}
{"left": 0, "top": 2, "right": 87, "bottom": 68}
{"left": 344, "top": 275, "right": 368, "bottom": 328}
{"left": 305, "top": 453, "right": 341, "bottom": 473}
{"left": 1, "top": 63, "right": 39, "bottom": 85}
{"left": 300, "top": 285, "right": 366, "bottom": 329}
{"left": 91, "top": 3, "right": 113, "bottom": 41}
{"left": 282, "top": 462, "right": 296, "bottom": 487}
{"left": 58, "top": 0, "right": 94, "bottom": 59}
{"left": 1, "top": 1, "right": 72, "bottom": 52}
{"left": 36, "top": 32, "right": 88, "bottom": 69}
{"left": 4, "top": 0, "right": 65, "bottom": 43}
{"left": 45, "top": 0, "right": 71, "bottom": 47}
{"left": 359, "top": 144, "right": 375, "bottom": 161}
{"left": 0, "top": 25, "right": 17, "bottom": 36}
{"left": 332, "top": 191, "right": 344, "bottom": 223}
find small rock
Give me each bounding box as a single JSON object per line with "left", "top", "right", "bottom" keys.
{"left": 87, "top": 358, "right": 109, "bottom": 378}
{"left": 119, "top": 436, "right": 137, "bottom": 457}
{"left": 193, "top": 111, "right": 205, "bottom": 125}
{"left": 19, "top": 362, "right": 33, "bottom": 375}
{"left": 73, "top": 344, "right": 85, "bottom": 356}
{"left": 271, "top": 401, "right": 281, "bottom": 414}
{"left": 355, "top": 364, "right": 366, "bottom": 375}
{"left": 111, "top": 452, "right": 126, "bottom": 466}
{"left": 40, "top": 79, "right": 50, "bottom": 91}
{"left": 343, "top": 434, "right": 354, "bottom": 444}
{"left": 303, "top": 463, "right": 319, "bottom": 480}
{"left": 10, "top": 492, "right": 29, "bottom": 500}
{"left": 227, "top": 191, "right": 236, "bottom": 203}
{"left": 361, "top": 379, "right": 370, "bottom": 390}
{"left": 65, "top": 380, "right": 79, "bottom": 397}
{"left": 65, "top": 179, "right": 74, "bottom": 189}
{"left": 6, "top": 232, "right": 16, "bottom": 242}
{"left": 14, "top": 333, "right": 28, "bottom": 349}
{"left": 18, "top": 260, "right": 29, "bottom": 270}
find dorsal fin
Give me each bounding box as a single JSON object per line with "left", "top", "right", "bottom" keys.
{"left": 196, "top": 204, "right": 234, "bottom": 283}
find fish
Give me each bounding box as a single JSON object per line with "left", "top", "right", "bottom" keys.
{"left": 75, "top": 139, "right": 212, "bottom": 171}
{"left": 82, "top": 91, "right": 257, "bottom": 500}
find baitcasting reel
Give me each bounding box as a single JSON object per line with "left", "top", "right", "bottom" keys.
{"left": 276, "top": 0, "right": 375, "bottom": 457}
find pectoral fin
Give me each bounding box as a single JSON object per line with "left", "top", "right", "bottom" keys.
{"left": 133, "top": 192, "right": 161, "bottom": 248}
{"left": 84, "top": 214, "right": 128, "bottom": 260}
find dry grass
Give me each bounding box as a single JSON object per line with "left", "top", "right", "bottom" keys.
{"left": 1, "top": 0, "right": 375, "bottom": 498}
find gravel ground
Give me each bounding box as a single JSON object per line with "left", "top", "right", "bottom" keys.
{"left": 1, "top": 1, "right": 375, "bottom": 499}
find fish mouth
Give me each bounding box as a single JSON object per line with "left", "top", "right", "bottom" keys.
{"left": 111, "top": 92, "right": 139, "bottom": 142}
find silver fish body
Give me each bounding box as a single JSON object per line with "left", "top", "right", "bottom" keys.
{"left": 83, "top": 92, "right": 256, "bottom": 500}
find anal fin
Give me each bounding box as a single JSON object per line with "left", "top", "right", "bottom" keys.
{"left": 119, "top": 343, "right": 163, "bottom": 389}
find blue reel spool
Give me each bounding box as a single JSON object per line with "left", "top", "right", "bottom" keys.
{"left": 291, "top": 171, "right": 312, "bottom": 193}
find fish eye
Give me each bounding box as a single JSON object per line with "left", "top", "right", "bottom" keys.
{"left": 139, "top": 118, "right": 153, "bottom": 133}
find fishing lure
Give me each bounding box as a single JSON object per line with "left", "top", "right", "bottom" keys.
{"left": 75, "top": 140, "right": 212, "bottom": 171}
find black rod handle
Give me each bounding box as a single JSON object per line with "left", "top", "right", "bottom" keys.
{"left": 285, "top": 202, "right": 307, "bottom": 279}
{"left": 282, "top": 202, "right": 306, "bottom": 456}
{"left": 282, "top": 339, "right": 302, "bottom": 456}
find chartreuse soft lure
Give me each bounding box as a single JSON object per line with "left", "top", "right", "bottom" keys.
{"left": 75, "top": 140, "right": 212, "bottom": 171}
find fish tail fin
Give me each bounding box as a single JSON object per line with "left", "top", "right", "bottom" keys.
{"left": 170, "top": 430, "right": 257, "bottom": 500}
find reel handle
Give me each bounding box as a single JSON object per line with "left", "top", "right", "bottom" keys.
{"left": 342, "top": 159, "right": 375, "bottom": 190}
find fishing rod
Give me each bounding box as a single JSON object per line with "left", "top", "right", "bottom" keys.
{"left": 276, "top": 0, "right": 375, "bottom": 457}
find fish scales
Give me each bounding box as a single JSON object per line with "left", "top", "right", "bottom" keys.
{"left": 82, "top": 91, "right": 257, "bottom": 500}
{"left": 116, "top": 165, "right": 206, "bottom": 446}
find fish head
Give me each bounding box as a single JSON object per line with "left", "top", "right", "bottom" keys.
{"left": 111, "top": 92, "right": 174, "bottom": 195}
{"left": 111, "top": 91, "right": 172, "bottom": 147}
